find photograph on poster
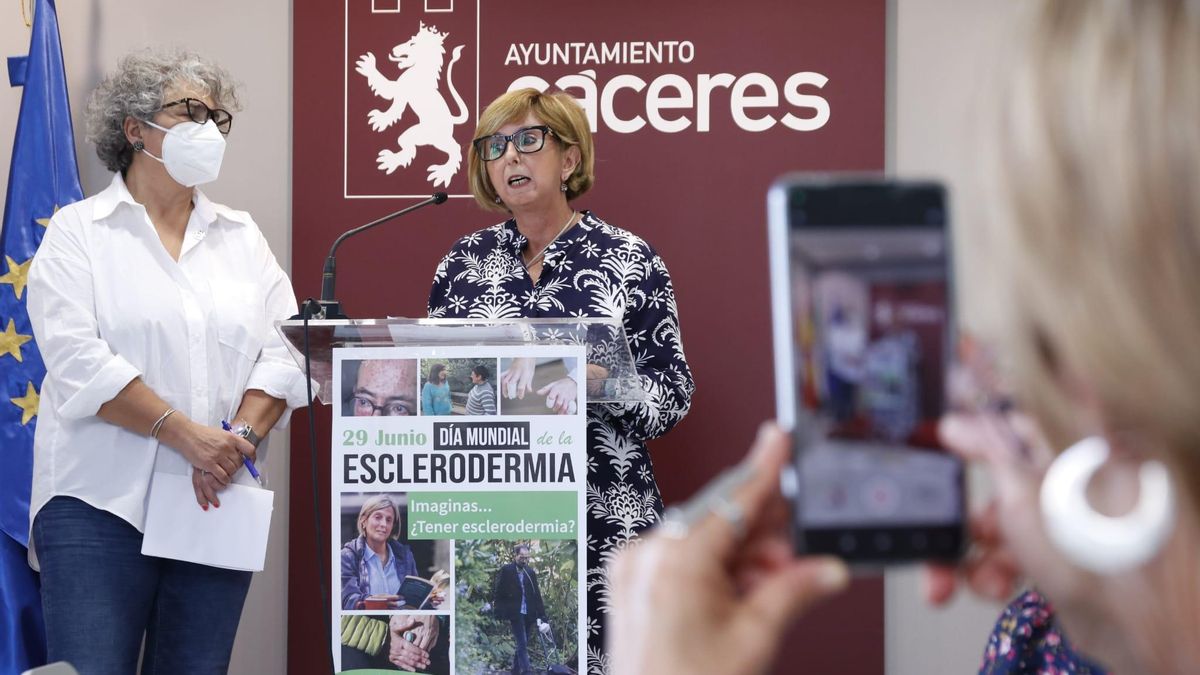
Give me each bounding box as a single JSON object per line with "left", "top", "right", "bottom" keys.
{"left": 339, "top": 612, "right": 450, "bottom": 674}
{"left": 497, "top": 357, "right": 581, "bottom": 416}
{"left": 454, "top": 539, "right": 578, "bottom": 675}
{"left": 341, "top": 358, "right": 420, "bottom": 417}
{"left": 419, "top": 358, "right": 500, "bottom": 416}
{"left": 339, "top": 492, "right": 452, "bottom": 612}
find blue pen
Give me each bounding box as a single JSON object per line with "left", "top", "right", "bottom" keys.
{"left": 221, "top": 419, "right": 262, "bottom": 484}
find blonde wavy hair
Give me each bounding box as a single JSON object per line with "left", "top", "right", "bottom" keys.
{"left": 467, "top": 88, "right": 595, "bottom": 213}
{"left": 975, "top": 0, "right": 1200, "bottom": 484}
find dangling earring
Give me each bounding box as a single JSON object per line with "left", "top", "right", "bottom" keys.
{"left": 560, "top": 182, "right": 568, "bottom": 193}
{"left": 132, "top": 140, "right": 144, "bottom": 153}
{"left": 1040, "top": 435, "right": 1175, "bottom": 575}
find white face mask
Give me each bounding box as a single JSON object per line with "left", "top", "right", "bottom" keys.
{"left": 140, "top": 119, "right": 226, "bottom": 187}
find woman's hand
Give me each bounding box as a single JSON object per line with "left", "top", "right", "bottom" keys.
{"left": 537, "top": 377, "right": 577, "bottom": 415}
{"left": 609, "top": 423, "right": 850, "bottom": 675}
{"left": 500, "top": 358, "right": 536, "bottom": 399}
{"left": 165, "top": 418, "right": 254, "bottom": 485}
{"left": 922, "top": 411, "right": 1060, "bottom": 606}
{"left": 173, "top": 420, "right": 255, "bottom": 509}
{"left": 388, "top": 614, "right": 439, "bottom": 671}
{"left": 585, "top": 363, "right": 609, "bottom": 397}
{"left": 191, "top": 469, "right": 227, "bottom": 510}
{"left": 428, "top": 592, "right": 444, "bottom": 608}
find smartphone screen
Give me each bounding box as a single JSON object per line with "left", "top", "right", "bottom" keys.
{"left": 768, "top": 177, "right": 965, "bottom": 562}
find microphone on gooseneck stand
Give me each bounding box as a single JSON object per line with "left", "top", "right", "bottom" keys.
{"left": 297, "top": 191, "right": 449, "bottom": 320}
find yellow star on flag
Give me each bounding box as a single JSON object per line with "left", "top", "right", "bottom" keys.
{"left": 0, "top": 255, "right": 33, "bottom": 300}
{"left": 35, "top": 204, "right": 61, "bottom": 228}
{"left": 11, "top": 380, "right": 39, "bottom": 425}
{"left": 0, "top": 317, "right": 33, "bottom": 362}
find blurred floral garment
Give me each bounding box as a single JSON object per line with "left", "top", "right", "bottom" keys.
{"left": 428, "top": 211, "right": 694, "bottom": 674}
{"left": 981, "top": 590, "right": 1110, "bottom": 675}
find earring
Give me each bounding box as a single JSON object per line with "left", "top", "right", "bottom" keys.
{"left": 494, "top": 195, "right": 502, "bottom": 204}
{"left": 1040, "top": 435, "right": 1175, "bottom": 575}
{"left": 132, "top": 140, "right": 144, "bottom": 153}
{"left": 560, "top": 182, "right": 568, "bottom": 193}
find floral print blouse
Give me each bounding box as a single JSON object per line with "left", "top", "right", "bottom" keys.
{"left": 981, "top": 590, "right": 1110, "bottom": 675}
{"left": 428, "top": 210, "right": 694, "bottom": 674}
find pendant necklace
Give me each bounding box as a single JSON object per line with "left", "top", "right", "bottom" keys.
{"left": 523, "top": 210, "right": 577, "bottom": 270}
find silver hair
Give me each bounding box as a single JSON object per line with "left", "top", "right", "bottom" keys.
{"left": 84, "top": 48, "right": 242, "bottom": 173}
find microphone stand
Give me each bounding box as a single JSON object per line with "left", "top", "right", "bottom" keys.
{"left": 300, "top": 191, "right": 448, "bottom": 320}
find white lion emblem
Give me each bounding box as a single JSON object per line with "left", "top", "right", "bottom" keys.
{"left": 355, "top": 22, "right": 467, "bottom": 188}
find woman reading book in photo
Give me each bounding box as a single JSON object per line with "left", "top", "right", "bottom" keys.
{"left": 340, "top": 494, "right": 443, "bottom": 610}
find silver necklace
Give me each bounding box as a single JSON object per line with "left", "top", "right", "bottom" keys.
{"left": 523, "top": 210, "right": 577, "bottom": 270}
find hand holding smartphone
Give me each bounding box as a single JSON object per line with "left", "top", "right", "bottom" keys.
{"left": 768, "top": 176, "right": 965, "bottom": 563}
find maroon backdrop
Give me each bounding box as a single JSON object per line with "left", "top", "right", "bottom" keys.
{"left": 291, "top": 1, "right": 885, "bottom": 672}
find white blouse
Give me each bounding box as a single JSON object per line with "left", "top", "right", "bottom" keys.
{"left": 26, "top": 173, "right": 310, "bottom": 547}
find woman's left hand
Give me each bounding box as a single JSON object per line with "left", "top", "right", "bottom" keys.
{"left": 537, "top": 377, "right": 576, "bottom": 415}
{"left": 428, "top": 592, "right": 444, "bottom": 608}
{"left": 609, "top": 423, "right": 850, "bottom": 675}
{"left": 190, "top": 432, "right": 258, "bottom": 509}
{"left": 191, "top": 467, "right": 231, "bottom": 509}
{"left": 922, "top": 411, "right": 1060, "bottom": 606}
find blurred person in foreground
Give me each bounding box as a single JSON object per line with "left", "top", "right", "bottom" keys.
{"left": 27, "top": 48, "right": 309, "bottom": 673}
{"left": 610, "top": 1, "right": 1200, "bottom": 673}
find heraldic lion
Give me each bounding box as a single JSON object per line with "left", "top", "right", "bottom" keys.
{"left": 356, "top": 22, "right": 467, "bottom": 188}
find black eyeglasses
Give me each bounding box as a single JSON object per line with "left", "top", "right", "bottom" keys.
{"left": 160, "top": 98, "right": 233, "bottom": 135}
{"left": 472, "top": 125, "right": 554, "bottom": 162}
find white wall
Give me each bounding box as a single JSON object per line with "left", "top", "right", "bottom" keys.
{"left": 1, "top": 2, "right": 292, "bottom": 673}
{"left": 885, "top": 1, "right": 1022, "bottom": 673}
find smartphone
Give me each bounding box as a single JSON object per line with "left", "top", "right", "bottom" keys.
{"left": 768, "top": 175, "right": 965, "bottom": 562}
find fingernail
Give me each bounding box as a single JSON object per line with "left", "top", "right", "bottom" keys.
{"left": 201, "top": 504, "right": 209, "bottom": 511}
{"left": 817, "top": 559, "right": 850, "bottom": 592}
{"left": 750, "top": 422, "right": 783, "bottom": 460}
{"left": 214, "top": 503, "right": 220, "bottom": 509}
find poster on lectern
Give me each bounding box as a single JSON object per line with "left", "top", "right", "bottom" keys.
{"left": 331, "top": 344, "right": 587, "bottom": 675}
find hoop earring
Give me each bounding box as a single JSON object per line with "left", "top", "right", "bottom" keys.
{"left": 132, "top": 140, "right": 144, "bottom": 153}
{"left": 1040, "top": 435, "right": 1175, "bottom": 575}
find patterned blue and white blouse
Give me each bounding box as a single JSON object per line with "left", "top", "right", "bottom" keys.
{"left": 428, "top": 210, "right": 694, "bottom": 671}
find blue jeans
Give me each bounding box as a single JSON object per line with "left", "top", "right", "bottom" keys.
{"left": 33, "top": 496, "right": 252, "bottom": 675}
{"left": 510, "top": 615, "right": 533, "bottom": 674}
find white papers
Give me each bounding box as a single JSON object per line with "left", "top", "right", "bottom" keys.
{"left": 141, "top": 471, "right": 274, "bottom": 571}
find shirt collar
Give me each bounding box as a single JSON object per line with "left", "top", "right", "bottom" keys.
{"left": 362, "top": 540, "right": 382, "bottom": 563}
{"left": 542, "top": 210, "right": 591, "bottom": 269}
{"left": 92, "top": 172, "right": 230, "bottom": 229}
{"left": 92, "top": 173, "right": 138, "bottom": 221}
{"left": 501, "top": 210, "right": 592, "bottom": 269}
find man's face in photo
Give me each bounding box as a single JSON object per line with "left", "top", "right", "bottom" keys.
{"left": 351, "top": 360, "right": 418, "bottom": 416}
{"left": 515, "top": 548, "right": 530, "bottom": 567}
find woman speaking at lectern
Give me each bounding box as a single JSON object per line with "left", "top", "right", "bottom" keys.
{"left": 427, "top": 87, "right": 694, "bottom": 666}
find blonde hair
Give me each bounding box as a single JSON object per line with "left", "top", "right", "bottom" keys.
{"left": 356, "top": 495, "right": 400, "bottom": 540}
{"left": 467, "top": 88, "right": 595, "bottom": 212}
{"left": 977, "top": 0, "right": 1200, "bottom": 462}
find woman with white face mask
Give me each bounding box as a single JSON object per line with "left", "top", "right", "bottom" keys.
{"left": 25, "top": 48, "right": 310, "bottom": 674}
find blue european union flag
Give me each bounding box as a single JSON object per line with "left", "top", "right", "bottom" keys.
{"left": 1, "top": 0, "right": 83, "bottom": 670}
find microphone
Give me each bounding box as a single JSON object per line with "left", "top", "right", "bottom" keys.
{"left": 305, "top": 192, "right": 448, "bottom": 320}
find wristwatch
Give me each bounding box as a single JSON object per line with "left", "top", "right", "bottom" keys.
{"left": 232, "top": 422, "right": 262, "bottom": 448}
